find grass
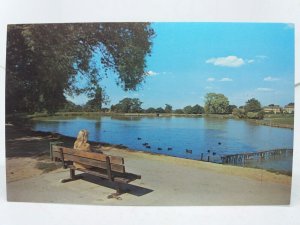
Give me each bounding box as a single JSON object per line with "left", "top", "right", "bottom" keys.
{"left": 260, "top": 114, "right": 294, "bottom": 128}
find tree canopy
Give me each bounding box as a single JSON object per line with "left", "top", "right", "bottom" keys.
{"left": 164, "top": 104, "right": 173, "bottom": 113}
{"left": 110, "top": 98, "right": 143, "bottom": 113}
{"left": 6, "top": 23, "right": 155, "bottom": 114}
{"left": 244, "top": 98, "right": 262, "bottom": 112}
{"left": 204, "top": 93, "right": 229, "bottom": 114}
{"left": 83, "top": 86, "right": 108, "bottom": 112}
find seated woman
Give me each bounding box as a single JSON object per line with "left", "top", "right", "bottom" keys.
{"left": 73, "top": 129, "right": 91, "bottom": 169}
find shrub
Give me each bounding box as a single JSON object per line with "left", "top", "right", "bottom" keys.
{"left": 246, "top": 110, "right": 264, "bottom": 120}
{"left": 232, "top": 108, "right": 246, "bottom": 118}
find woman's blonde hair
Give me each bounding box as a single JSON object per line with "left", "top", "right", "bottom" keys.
{"left": 76, "top": 129, "right": 89, "bottom": 143}
{"left": 74, "top": 129, "right": 90, "bottom": 150}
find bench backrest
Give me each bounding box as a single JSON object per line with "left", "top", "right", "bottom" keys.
{"left": 52, "top": 145, "right": 125, "bottom": 173}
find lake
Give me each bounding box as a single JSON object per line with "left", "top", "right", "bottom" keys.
{"left": 32, "top": 115, "right": 294, "bottom": 173}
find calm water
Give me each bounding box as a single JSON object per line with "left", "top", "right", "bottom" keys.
{"left": 32, "top": 116, "right": 294, "bottom": 172}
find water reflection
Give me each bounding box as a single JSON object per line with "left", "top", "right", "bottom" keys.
{"left": 110, "top": 115, "right": 142, "bottom": 121}
{"left": 94, "top": 119, "right": 102, "bottom": 141}
{"left": 32, "top": 115, "right": 294, "bottom": 172}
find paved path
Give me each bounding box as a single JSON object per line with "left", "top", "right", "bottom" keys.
{"left": 7, "top": 149, "right": 291, "bottom": 206}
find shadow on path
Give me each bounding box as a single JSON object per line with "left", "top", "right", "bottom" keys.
{"left": 74, "top": 173, "right": 153, "bottom": 197}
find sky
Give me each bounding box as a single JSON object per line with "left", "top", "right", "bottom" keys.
{"left": 68, "top": 22, "right": 294, "bottom": 109}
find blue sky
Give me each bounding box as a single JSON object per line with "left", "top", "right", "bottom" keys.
{"left": 68, "top": 22, "right": 294, "bottom": 109}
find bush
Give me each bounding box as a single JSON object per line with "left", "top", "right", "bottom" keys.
{"left": 232, "top": 108, "right": 246, "bottom": 118}
{"left": 257, "top": 110, "right": 265, "bottom": 119}
{"left": 246, "top": 112, "right": 258, "bottom": 119}
{"left": 246, "top": 110, "right": 264, "bottom": 120}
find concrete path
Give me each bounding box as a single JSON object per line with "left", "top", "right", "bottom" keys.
{"left": 7, "top": 149, "right": 291, "bottom": 206}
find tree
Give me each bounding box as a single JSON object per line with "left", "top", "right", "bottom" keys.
{"left": 6, "top": 23, "right": 155, "bottom": 114}
{"left": 83, "top": 86, "right": 108, "bottom": 112}
{"left": 164, "top": 104, "right": 173, "bottom": 113}
{"left": 111, "top": 98, "right": 143, "bottom": 113}
{"left": 227, "top": 105, "right": 237, "bottom": 114}
{"left": 59, "top": 100, "right": 83, "bottom": 112}
{"left": 173, "top": 109, "right": 184, "bottom": 114}
{"left": 145, "top": 107, "right": 156, "bottom": 113}
{"left": 191, "top": 104, "right": 204, "bottom": 114}
{"left": 244, "top": 98, "right": 261, "bottom": 112}
{"left": 155, "top": 107, "right": 165, "bottom": 113}
{"left": 183, "top": 105, "right": 193, "bottom": 114}
{"left": 204, "top": 93, "right": 229, "bottom": 114}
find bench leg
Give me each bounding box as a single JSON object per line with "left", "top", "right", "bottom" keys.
{"left": 116, "top": 183, "right": 124, "bottom": 195}
{"left": 60, "top": 169, "right": 82, "bottom": 183}
{"left": 107, "top": 183, "right": 126, "bottom": 199}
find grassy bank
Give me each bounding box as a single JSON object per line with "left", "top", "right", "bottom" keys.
{"left": 6, "top": 111, "right": 293, "bottom": 129}
{"left": 256, "top": 114, "right": 294, "bottom": 129}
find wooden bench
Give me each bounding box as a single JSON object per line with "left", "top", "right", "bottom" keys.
{"left": 51, "top": 145, "right": 141, "bottom": 197}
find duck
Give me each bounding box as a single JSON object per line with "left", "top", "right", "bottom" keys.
{"left": 218, "top": 142, "right": 222, "bottom": 145}
{"left": 146, "top": 145, "right": 151, "bottom": 149}
{"left": 212, "top": 152, "right": 216, "bottom": 156}
{"left": 167, "top": 147, "right": 173, "bottom": 151}
{"left": 186, "top": 149, "right": 192, "bottom": 154}
{"left": 142, "top": 142, "right": 149, "bottom": 146}
{"left": 157, "top": 147, "right": 162, "bottom": 150}
{"left": 137, "top": 137, "right": 142, "bottom": 140}
{"left": 207, "top": 150, "right": 211, "bottom": 153}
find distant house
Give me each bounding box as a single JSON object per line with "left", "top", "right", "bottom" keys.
{"left": 263, "top": 105, "right": 282, "bottom": 114}
{"left": 284, "top": 103, "right": 294, "bottom": 114}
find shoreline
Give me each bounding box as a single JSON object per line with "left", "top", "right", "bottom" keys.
{"left": 6, "top": 123, "right": 292, "bottom": 176}
{"left": 5, "top": 123, "right": 292, "bottom": 205}
{"left": 17, "top": 112, "right": 295, "bottom": 129}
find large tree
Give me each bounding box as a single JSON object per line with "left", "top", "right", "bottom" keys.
{"left": 164, "top": 104, "right": 173, "bottom": 113}
{"left": 6, "top": 23, "right": 155, "bottom": 114}
{"left": 204, "top": 93, "right": 229, "bottom": 114}
{"left": 244, "top": 98, "right": 262, "bottom": 112}
{"left": 191, "top": 104, "right": 204, "bottom": 114}
{"left": 111, "top": 98, "right": 143, "bottom": 113}
{"left": 83, "top": 86, "right": 108, "bottom": 112}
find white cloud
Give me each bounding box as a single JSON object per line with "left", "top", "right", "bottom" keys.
{"left": 207, "top": 77, "right": 215, "bottom": 82}
{"left": 205, "top": 56, "right": 245, "bottom": 67}
{"left": 264, "top": 76, "right": 280, "bottom": 81}
{"left": 219, "top": 78, "right": 233, "bottom": 82}
{"left": 247, "top": 59, "right": 255, "bottom": 63}
{"left": 256, "top": 88, "right": 274, "bottom": 92}
{"left": 146, "top": 70, "right": 159, "bottom": 76}
{"left": 205, "top": 86, "right": 213, "bottom": 90}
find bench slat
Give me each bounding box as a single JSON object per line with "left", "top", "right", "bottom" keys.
{"left": 52, "top": 146, "right": 124, "bottom": 165}
{"left": 75, "top": 168, "right": 110, "bottom": 180}
{"left": 76, "top": 167, "right": 140, "bottom": 183}
{"left": 53, "top": 151, "right": 125, "bottom": 173}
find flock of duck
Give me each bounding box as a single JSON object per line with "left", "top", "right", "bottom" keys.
{"left": 137, "top": 137, "right": 221, "bottom": 155}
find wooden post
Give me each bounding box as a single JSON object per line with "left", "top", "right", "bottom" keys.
{"left": 70, "top": 168, "right": 75, "bottom": 179}
{"left": 59, "top": 148, "right": 67, "bottom": 169}
{"left": 207, "top": 156, "right": 210, "bottom": 162}
{"left": 201, "top": 153, "right": 203, "bottom": 161}
{"left": 49, "top": 141, "right": 63, "bottom": 161}
{"left": 105, "top": 156, "right": 113, "bottom": 181}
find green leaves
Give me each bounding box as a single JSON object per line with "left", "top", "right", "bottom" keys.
{"left": 204, "top": 93, "right": 230, "bottom": 114}
{"left": 6, "top": 23, "right": 155, "bottom": 114}
{"left": 111, "top": 98, "right": 143, "bottom": 113}
{"left": 244, "top": 98, "right": 262, "bottom": 112}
